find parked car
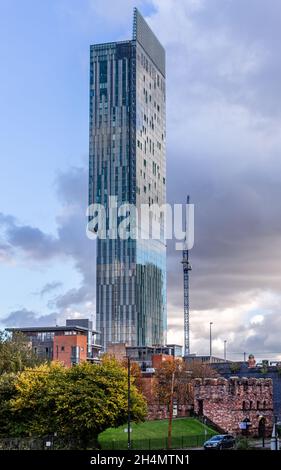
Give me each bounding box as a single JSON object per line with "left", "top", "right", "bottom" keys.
{"left": 203, "top": 434, "right": 235, "bottom": 450}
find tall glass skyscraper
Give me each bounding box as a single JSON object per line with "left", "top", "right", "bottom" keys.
{"left": 89, "top": 9, "right": 166, "bottom": 350}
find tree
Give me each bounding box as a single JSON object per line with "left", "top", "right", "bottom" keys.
{"left": 153, "top": 359, "right": 191, "bottom": 406}
{"left": 153, "top": 359, "right": 218, "bottom": 407}
{"left": 10, "top": 357, "right": 147, "bottom": 446}
{"left": 0, "top": 331, "right": 42, "bottom": 374}
{"left": 185, "top": 361, "right": 218, "bottom": 379}
{"left": 0, "top": 373, "right": 18, "bottom": 437}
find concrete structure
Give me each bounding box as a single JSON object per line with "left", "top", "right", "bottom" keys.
{"left": 126, "top": 344, "right": 182, "bottom": 370}
{"left": 194, "top": 377, "right": 274, "bottom": 437}
{"left": 6, "top": 319, "right": 101, "bottom": 366}
{"left": 185, "top": 354, "right": 228, "bottom": 364}
{"left": 89, "top": 8, "right": 166, "bottom": 350}
{"left": 106, "top": 342, "right": 182, "bottom": 369}
{"left": 106, "top": 342, "right": 127, "bottom": 362}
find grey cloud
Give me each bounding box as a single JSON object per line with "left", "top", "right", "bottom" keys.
{"left": 145, "top": 0, "right": 281, "bottom": 356}
{"left": 0, "top": 242, "right": 13, "bottom": 262}
{"left": 6, "top": 224, "right": 61, "bottom": 260}
{"left": 2, "top": 1, "right": 281, "bottom": 358}
{"left": 49, "top": 286, "right": 90, "bottom": 310}
{"left": 0, "top": 212, "right": 61, "bottom": 260}
{"left": 1, "top": 166, "right": 95, "bottom": 325}
{"left": 55, "top": 167, "right": 87, "bottom": 207}
{"left": 1, "top": 309, "right": 58, "bottom": 328}
{"left": 39, "top": 281, "right": 63, "bottom": 297}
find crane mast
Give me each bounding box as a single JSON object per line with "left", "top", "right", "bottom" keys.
{"left": 181, "top": 195, "right": 192, "bottom": 356}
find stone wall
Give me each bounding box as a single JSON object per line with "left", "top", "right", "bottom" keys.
{"left": 146, "top": 404, "right": 192, "bottom": 420}
{"left": 212, "top": 363, "right": 281, "bottom": 421}
{"left": 194, "top": 377, "right": 274, "bottom": 437}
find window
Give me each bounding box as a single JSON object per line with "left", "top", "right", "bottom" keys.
{"left": 99, "top": 60, "right": 107, "bottom": 83}
{"left": 71, "top": 346, "right": 80, "bottom": 365}
{"left": 61, "top": 346, "right": 65, "bottom": 352}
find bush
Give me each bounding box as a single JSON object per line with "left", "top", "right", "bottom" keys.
{"left": 235, "top": 436, "right": 250, "bottom": 450}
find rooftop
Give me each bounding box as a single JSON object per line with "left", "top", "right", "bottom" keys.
{"left": 6, "top": 325, "right": 98, "bottom": 334}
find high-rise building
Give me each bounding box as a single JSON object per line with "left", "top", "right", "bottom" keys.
{"left": 89, "top": 9, "right": 166, "bottom": 350}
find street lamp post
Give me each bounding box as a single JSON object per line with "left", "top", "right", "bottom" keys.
{"left": 224, "top": 340, "right": 227, "bottom": 361}
{"left": 209, "top": 322, "right": 213, "bottom": 363}
{"left": 127, "top": 356, "right": 131, "bottom": 450}
{"left": 167, "top": 371, "right": 175, "bottom": 449}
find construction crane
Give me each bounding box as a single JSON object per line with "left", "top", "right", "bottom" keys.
{"left": 181, "top": 195, "right": 192, "bottom": 357}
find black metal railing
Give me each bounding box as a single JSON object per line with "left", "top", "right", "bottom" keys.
{"left": 100, "top": 432, "right": 216, "bottom": 450}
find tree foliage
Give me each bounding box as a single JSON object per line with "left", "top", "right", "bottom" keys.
{"left": 7, "top": 357, "right": 146, "bottom": 445}
{"left": 0, "top": 331, "right": 42, "bottom": 374}
{"left": 153, "top": 359, "right": 218, "bottom": 406}
{"left": 153, "top": 359, "right": 191, "bottom": 405}
{"left": 0, "top": 373, "right": 18, "bottom": 436}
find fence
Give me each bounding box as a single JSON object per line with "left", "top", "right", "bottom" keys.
{"left": 0, "top": 436, "right": 84, "bottom": 450}
{"left": 0, "top": 432, "right": 216, "bottom": 450}
{"left": 100, "top": 432, "right": 216, "bottom": 450}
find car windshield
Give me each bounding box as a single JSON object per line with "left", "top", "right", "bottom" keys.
{"left": 209, "top": 435, "right": 223, "bottom": 441}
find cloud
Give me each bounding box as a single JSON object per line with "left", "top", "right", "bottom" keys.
{"left": 6, "top": 224, "right": 61, "bottom": 260}
{"left": 0, "top": 243, "right": 14, "bottom": 263}
{"left": 1, "top": 1, "right": 281, "bottom": 360}
{"left": 0, "top": 166, "right": 96, "bottom": 328}
{"left": 143, "top": 0, "right": 281, "bottom": 358}
{"left": 1, "top": 309, "right": 58, "bottom": 328}
{"left": 38, "top": 281, "right": 63, "bottom": 297}
{"left": 0, "top": 212, "right": 61, "bottom": 261}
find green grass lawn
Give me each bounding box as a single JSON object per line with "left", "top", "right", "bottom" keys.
{"left": 98, "top": 418, "right": 216, "bottom": 450}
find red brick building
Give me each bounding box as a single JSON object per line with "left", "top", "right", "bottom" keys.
{"left": 53, "top": 332, "right": 88, "bottom": 367}
{"left": 7, "top": 319, "right": 101, "bottom": 366}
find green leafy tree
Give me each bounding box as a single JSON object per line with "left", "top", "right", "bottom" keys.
{"left": 0, "top": 373, "right": 18, "bottom": 436}
{"left": 10, "top": 358, "right": 147, "bottom": 446}
{"left": 0, "top": 331, "right": 42, "bottom": 374}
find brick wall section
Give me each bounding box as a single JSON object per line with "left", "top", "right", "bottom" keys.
{"left": 139, "top": 375, "right": 193, "bottom": 420}
{"left": 53, "top": 334, "right": 87, "bottom": 367}
{"left": 194, "top": 377, "right": 274, "bottom": 436}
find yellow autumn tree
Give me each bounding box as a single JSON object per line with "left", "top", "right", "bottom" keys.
{"left": 10, "top": 358, "right": 147, "bottom": 447}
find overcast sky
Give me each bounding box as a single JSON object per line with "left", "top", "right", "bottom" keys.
{"left": 1, "top": 0, "right": 281, "bottom": 361}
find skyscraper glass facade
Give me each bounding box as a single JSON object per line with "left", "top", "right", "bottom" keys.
{"left": 89, "top": 9, "right": 166, "bottom": 349}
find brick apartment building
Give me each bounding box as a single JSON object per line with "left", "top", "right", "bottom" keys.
{"left": 7, "top": 318, "right": 101, "bottom": 367}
